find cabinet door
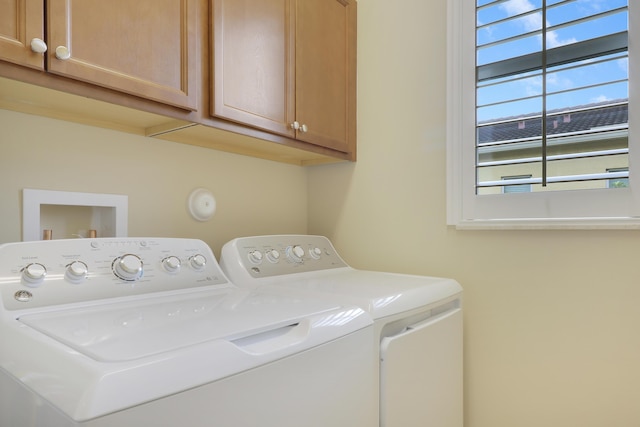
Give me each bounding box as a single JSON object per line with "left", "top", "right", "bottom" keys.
{"left": 295, "top": 0, "right": 356, "bottom": 154}
{"left": 0, "top": 0, "right": 44, "bottom": 69}
{"left": 47, "top": 0, "right": 198, "bottom": 110}
{"left": 212, "top": 0, "right": 296, "bottom": 138}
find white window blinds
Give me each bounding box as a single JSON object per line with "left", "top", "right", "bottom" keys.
{"left": 475, "top": 0, "right": 629, "bottom": 194}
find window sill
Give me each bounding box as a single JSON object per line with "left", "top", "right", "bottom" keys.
{"left": 451, "top": 217, "right": 640, "bottom": 230}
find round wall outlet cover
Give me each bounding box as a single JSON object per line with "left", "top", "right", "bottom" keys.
{"left": 188, "top": 188, "right": 216, "bottom": 221}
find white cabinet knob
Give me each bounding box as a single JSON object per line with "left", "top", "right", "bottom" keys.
{"left": 290, "top": 121, "right": 300, "bottom": 130}
{"left": 300, "top": 124, "right": 308, "bottom": 133}
{"left": 55, "top": 45, "right": 71, "bottom": 60}
{"left": 30, "top": 38, "right": 47, "bottom": 54}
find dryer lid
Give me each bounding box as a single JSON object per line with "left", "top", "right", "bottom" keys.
{"left": 258, "top": 269, "right": 463, "bottom": 319}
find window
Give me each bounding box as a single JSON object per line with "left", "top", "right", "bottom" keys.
{"left": 502, "top": 175, "right": 533, "bottom": 193}
{"left": 607, "top": 167, "right": 629, "bottom": 188}
{"left": 447, "top": 0, "right": 640, "bottom": 228}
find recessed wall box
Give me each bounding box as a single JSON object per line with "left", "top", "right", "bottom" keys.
{"left": 22, "top": 189, "right": 128, "bottom": 241}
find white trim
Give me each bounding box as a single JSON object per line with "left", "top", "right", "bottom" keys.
{"left": 454, "top": 217, "right": 640, "bottom": 230}
{"left": 446, "top": 0, "right": 639, "bottom": 229}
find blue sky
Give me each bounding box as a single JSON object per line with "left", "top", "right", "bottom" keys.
{"left": 476, "top": 0, "right": 628, "bottom": 122}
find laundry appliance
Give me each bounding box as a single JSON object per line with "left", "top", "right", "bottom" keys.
{"left": 220, "top": 234, "right": 463, "bottom": 427}
{"left": 0, "top": 237, "right": 376, "bottom": 427}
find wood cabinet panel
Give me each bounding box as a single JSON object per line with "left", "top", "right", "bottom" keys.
{"left": 295, "top": 0, "right": 356, "bottom": 153}
{"left": 212, "top": 0, "right": 356, "bottom": 157}
{"left": 0, "top": 0, "right": 353, "bottom": 164}
{"left": 212, "top": 0, "right": 295, "bottom": 137}
{"left": 0, "top": 0, "right": 44, "bottom": 69}
{"left": 47, "top": 0, "right": 198, "bottom": 110}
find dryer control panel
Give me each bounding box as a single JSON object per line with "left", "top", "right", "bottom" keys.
{"left": 220, "top": 235, "right": 349, "bottom": 279}
{"left": 0, "top": 238, "right": 230, "bottom": 310}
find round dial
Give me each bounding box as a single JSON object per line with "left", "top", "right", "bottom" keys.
{"left": 266, "top": 249, "right": 281, "bottom": 263}
{"left": 22, "top": 263, "right": 47, "bottom": 287}
{"left": 309, "top": 247, "right": 322, "bottom": 260}
{"left": 112, "top": 254, "right": 144, "bottom": 281}
{"left": 248, "top": 250, "right": 263, "bottom": 264}
{"left": 189, "top": 254, "right": 207, "bottom": 270}
{"left": 65, "top": 261, "right": 89, "bottom": 283}
{"left": 286, "top": 245, "right": 305, "bottom": 263}
{"left": 162, "top": 256, "right": 181, "bottom": 273}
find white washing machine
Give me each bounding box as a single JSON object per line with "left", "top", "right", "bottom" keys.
{"left": 220, "top": 235, "right": 463, "bottom": 427}
{"left": 0, "top": 237, "right": 377, "bottom": 427}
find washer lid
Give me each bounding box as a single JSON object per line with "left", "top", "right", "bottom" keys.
{"left": 18, "top": 287, "right": 358, "bottom": 362}
{"left": 9, "top": 287, "right": 371, "bottom": 421}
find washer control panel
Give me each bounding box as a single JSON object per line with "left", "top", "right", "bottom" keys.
{"left": 220, "top": 235, "right": 349, "bottom": 279}
{"left": 0, "top": 238, "right": 230, "bottom": 310}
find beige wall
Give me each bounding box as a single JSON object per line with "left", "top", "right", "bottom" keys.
{"left": 0, "top": 109, "right": 307, "bottom": 255}
{"left": 308, "top": 1, "right": 640, "bottom": 426}
{"left": 2, "top": 2, "right": 639, "bottom": 426}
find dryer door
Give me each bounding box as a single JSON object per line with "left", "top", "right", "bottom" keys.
{"left": 380, "top": 306, "right": 463, "bottom": 427}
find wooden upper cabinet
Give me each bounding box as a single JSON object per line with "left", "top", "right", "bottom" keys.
{"left": 295, "top": 0, "right": 356, "bottom": 154}
{"left": 212, "top": 0, "right": 296, "bottom": 138}
{"left": 46, "top": 0, "right": 198, "bottom": 110}
{"left": 212, "top": 0, "right": 356, "bottom": 155}
{"left": 0, "top": 0, "right": 45, "bottom": 69}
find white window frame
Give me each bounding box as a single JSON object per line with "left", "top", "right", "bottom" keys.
{"left": 446, "top": 0, "right": 640, "bottom": 229}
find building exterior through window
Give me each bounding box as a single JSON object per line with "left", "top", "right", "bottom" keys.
{"left": 475, "top": 0, "right": 628, "bottom": 196}
{"left": 478, "top": 100, "right": 629, "bottom": 195}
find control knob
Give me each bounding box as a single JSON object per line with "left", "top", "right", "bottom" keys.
{"left": 112, "top": 254, "right": 144, "bottom": 281}
{"left": 309, "top": 247, "right": 322, "bottom": 260}
{"left": 266, "top": 249, "right": 280, "bottom": 263}
{"left": 189, "top": 254, "right": 207, "bottom": 270}
{"left": 286, "top": 245, "right": 305, "bottom": 263}
{"left": 248, "top": 250, "right": 263, "bottom": 264}
{"left": 65, "top": 261, "right": 89, "bottom": 283}
{"left": 162, "top": 256, "right": 182, "bottom": 273}
{"left": 22, "top": 263, "right": 47, "bottom": 287}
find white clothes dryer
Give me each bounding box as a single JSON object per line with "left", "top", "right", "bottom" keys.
{"left": 220, "top": 234, "right": 463, "bottom": 427}
{"left": 0, "top": 238, "right": 376, "bottom": 427}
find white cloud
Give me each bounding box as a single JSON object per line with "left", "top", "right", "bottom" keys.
{"left": 617, "top": 57, "right": 629, "bottom": 73}
{"left": 546, "top": 31, "right": 577, "bottom": 48}
{"left": 499, "top": 0, "right": 577, "bottom": 48}
{"left": 500, "top": 0, "right": 540, "bottom": 32}
{"left": 591, "top": 95, "right": 611, "bottom": 103}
